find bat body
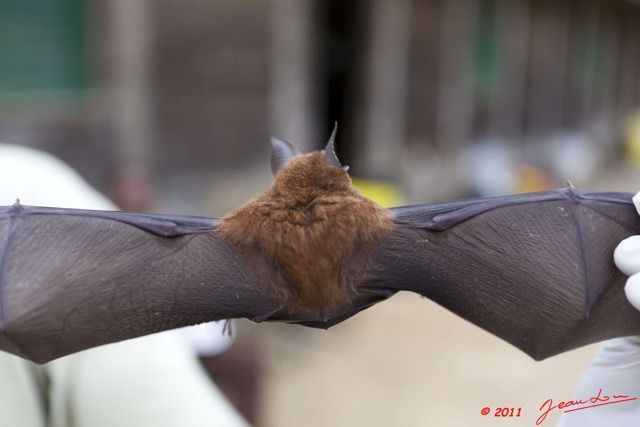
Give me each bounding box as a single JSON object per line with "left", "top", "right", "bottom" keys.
{"left": 1, "top": 136, "right": 640, "bottom": 363}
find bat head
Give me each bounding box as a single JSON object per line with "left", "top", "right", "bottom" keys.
{"left": 270, "top": 123, "right": 345, "bottom": 174}
{"left": 270, "top": 123, "right": 353, "bottom": 202}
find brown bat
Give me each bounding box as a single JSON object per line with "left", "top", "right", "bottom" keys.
{"left": 1, "top": 127, "right": 640, "bottom": 363}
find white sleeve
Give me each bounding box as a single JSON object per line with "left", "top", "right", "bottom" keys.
{"left": 48, "top": 332, "right": 249, "bottom": 427}
{"left": 0, "top": 144, "right": 247, "bottom": 427}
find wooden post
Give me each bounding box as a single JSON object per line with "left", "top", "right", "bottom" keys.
{"left": 110, "top": 0, "right": 154, "bottom": 171}
{"left": 436, "top": 0, "right": 478, "bottom": 153}
{"left": 351, "top": 0, "right": 411, "bottom": 180}
{"left": 109, "top": 0, "right": 154, "bottom": 210}
{"left": 522, "top": 0, "right": 570, "bottom": 141}
{"left": 489, "top": 0, "right": 532, "bottom": 143}
{"left": 269, "top": 0, "right": 320, "bottom": 152}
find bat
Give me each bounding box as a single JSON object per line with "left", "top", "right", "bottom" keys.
{"left": 1, "top": 128, "right": 640, "bottom": 364}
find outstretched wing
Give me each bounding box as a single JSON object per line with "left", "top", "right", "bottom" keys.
{"left": 364, "top": 189, "right": 640, "bottom": 360}
{"left": 0, "top": 203, "right": 281, "bottom": 363}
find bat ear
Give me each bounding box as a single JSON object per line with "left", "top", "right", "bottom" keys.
{"left": 324, "top": 122, "right": 346, "bottom": 171}
{"left": 271, "top": 137, "right": 302, "bottom": 174}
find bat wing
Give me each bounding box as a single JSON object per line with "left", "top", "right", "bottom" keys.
{"left": 3, "top": 188, "right": 640, "bottom": 363}
{"left": 0, "top": 203, "right": 285, "bottom": 363}
{"left": 362, "top": 188, "right": 640, "bottom": 360}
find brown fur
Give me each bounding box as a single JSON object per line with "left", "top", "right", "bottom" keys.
{"left": 218, "top": 151, "right": 394, "bottom": 314}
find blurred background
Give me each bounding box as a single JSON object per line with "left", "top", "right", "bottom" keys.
{"left": 2, "top": 0, "right": 640, "bottom": 425}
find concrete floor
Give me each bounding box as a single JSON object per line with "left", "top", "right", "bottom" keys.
{"left": 256, "top": 293, "right": 598, "bottom": 427}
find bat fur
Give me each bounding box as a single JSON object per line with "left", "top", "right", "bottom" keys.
{"left": 219, "top": 147, "right": 393, "bottom": 314}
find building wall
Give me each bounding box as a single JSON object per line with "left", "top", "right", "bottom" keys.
{"left": 0, "top": 0, "right": 639, "bottom": 200}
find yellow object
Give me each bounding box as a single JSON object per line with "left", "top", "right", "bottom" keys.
{"left": 516, "top": 166, "right": 553, "bottom": 193}
{"left": 352, "top": 178, "right": 405, "bottom": 208}
{"left": 625, "top": 111, "right": 640, "bottom": 168}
